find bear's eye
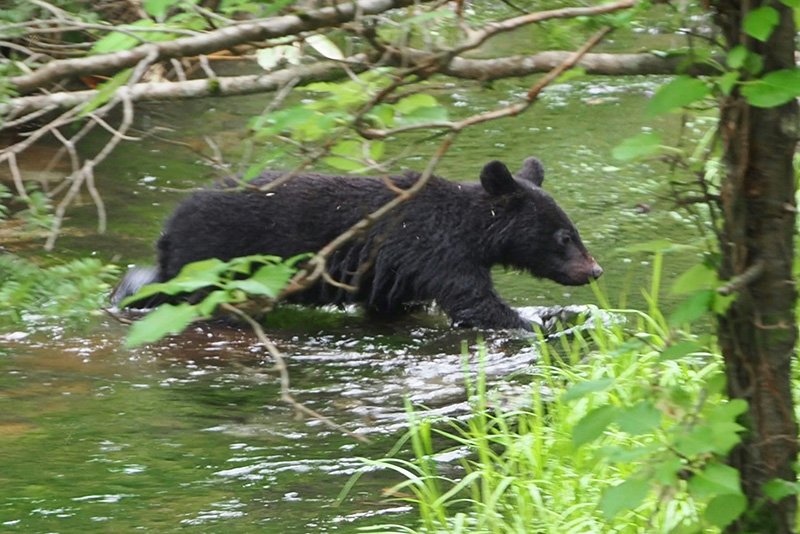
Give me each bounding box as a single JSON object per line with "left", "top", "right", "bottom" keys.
{"left": 559, "top": 233, "right": 572, "bottom": 246}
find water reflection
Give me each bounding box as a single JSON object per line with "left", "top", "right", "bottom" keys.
{"left": 0, "top": 303, "right": 603, "bottom": 532}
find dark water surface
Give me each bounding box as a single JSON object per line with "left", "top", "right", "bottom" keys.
{"left": 2, "top": 69, "right": 705, "bottom": 532}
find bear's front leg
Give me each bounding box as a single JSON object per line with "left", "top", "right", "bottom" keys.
{"left": 436, "top": 277, "right": 533, "bottom": 331}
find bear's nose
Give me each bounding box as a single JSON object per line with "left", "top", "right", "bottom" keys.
{"left": 592, "top": 263, "right": 603, "bottom": 279}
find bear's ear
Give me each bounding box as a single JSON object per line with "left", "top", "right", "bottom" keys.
{"left": 480, "top": 160, "right": 519, "bottom": 196}
{"left": 515, "top": 157, "right": 545, "bottom": 187}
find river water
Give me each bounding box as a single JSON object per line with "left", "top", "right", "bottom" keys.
{"left": 1, "top": 62, "right": 707, "bottom": 532}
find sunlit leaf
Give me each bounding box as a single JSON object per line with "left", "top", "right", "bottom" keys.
{"left": 249, "top": 263, "right": 295, "bottom": 298}
{"left": 124, "top": 303, "right": 199, "bottom": 347}
{"left": 648, "top": 76, "right": 710, "bottom": 117}
{"left": 395, "top": 94, "right": 437, "bottom": 114}
{"left": 396, "top": 105, "right": 449, "bottom": 126}
{"left": 743, "top": 6, "right": 779, "bottom": 42}
{"left": 197, "top": 290, "right": 231, "bottom": 316}
{"left": 727, "top": 45, "right": 748, "bottom": 69}
{"left": 717, "top": 71, "right": 739, "bottom": 96}
{"left": 323, "top": 156, "right": 363, "bottom": 171}
{"left": 742, "top": 68, "right": 800, "bottom": 107}
{"left": 763, "top": 478, "right": 800, "bottom": 501}
{"left": 711, "top": 398, "right": 748, "bottom": 422}
{"left": 143, "top": 0, "right": 181, "bottom": 18}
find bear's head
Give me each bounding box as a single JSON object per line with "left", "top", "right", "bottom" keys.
{"left": 480, "top": 158, "right": 603, "bottom": 286}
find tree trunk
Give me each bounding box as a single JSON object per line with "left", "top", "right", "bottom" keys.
{"left": 714, "top": 3, "right": 799, "bottom": 533}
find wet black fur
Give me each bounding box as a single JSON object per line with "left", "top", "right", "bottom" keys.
{"left": 116, "top": 158, "right": 600, "bottom": 331}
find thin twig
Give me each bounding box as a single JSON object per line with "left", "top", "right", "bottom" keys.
{"left": 221, "top": 303, "right": 371, "bottom": 444}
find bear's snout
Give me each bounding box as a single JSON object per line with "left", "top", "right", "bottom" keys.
{"left": 591, "top": 261, "right": 603, "bottom": 279}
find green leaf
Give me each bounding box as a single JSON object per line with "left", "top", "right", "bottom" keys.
{"left": 395, "top": 94, "right": 437, "bottom": 114}
{"left": 704, "top": 493, "right": 747, "bottom": 528}
{"left": 80, "top": 69, "right": 133, "bottom": 117}
{"left": 707, "top": 421, "right": 745, "bottom": 454}
{"left": 249, "top": 263, "right": 295, "bottom": 298}
{"left": 601, "top": 443, "right": 660, "bottom": 463}
{"left": 668, "top": 290, "right": 713, "bottom": 325}
{"left": 611, "top": 133, "right": 662, "bottom": 161}
{"left": 396, "top": 105, "right": 449, "bottom": 126}
{"left": 688, "top": 462, "right": 742, "bottom": 498}
{"left": 323, "top": 156, "right": 363, "bottom": 171}
{"left": 781, "top": 0, "right": 800, "bottom": 6}
{"left": 177, "top": 258, "right": 228, "bottom": 279}
{"left": 659, "top": 341, "right": 702, "bottom": 361}
{"left": 600, "top": 477, "right": 649, "bottom": 519}
{"left": 727, "top": 45, "right": 748, "bottom": 69}
{"left": 573, "top": 405, "right": 619, "bottom": 447}
{"left": 674, "top": 426, "right": 716, "bottom": 457}
{"left": 124, "top": 303, "right": 199, "bottom": 347}
{"left": 742, "top": 68, "right": 800, "bottom": 107}
{"left": 197, "top": 290, "right": 231, "bottom": 316}
{"left": 648, "top": 76, "right": 710, "bottom": 117}
{"left": 616, "top": 401, "right": 661, "bottom": 435}
{"left": 655, "top": 455, "right": 684, "bottom": 485}
{"left": 370, "top": 140, "right": 385, "bottom": 161}
{"left": 143, "top": 0, "right": 181, "bottom": 18}
{"left": 711, "top": 399, "right": 748, "bottom": 422}
{"left": 717, "top": 71, "right": 740, "bottom": 96}
{"left": 562, "top": 377, "right": 613, "bottom": 402}
{"left": 763, "top": 478, "right": 800, "bottom": 500}
{"left": 227, "top": 278, "right": 277, "bottom": 296}
{"left": 672, "top": 262, "right": 718, "bottom": 294}
{"left": 624, "top": 240, "right": 692, "bottom": 253}
{"left": 743, "top": 6, "right": 779, "bottom": 42}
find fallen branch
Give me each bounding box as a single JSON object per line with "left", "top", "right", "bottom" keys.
{"left": 10, "top": 0, "right": 432, "bottom": 94}
{"left": 2, "top": 50, "right": 704, "bottom": 118}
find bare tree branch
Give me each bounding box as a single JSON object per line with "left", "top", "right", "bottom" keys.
{"left": 2, "top": 50, "right": 707, "bottom": 118}
{"left": 9, "top": 0, "right": 435, "bottom": 94}
{"left": 221, "top": 303, "right": 371, "bottom": 444}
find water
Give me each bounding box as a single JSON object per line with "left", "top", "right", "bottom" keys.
{"left": 1, "top": 71, "right": 704, "bottom": 532}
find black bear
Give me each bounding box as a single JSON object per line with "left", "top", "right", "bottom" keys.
{"left": 115, "top": 157, "right": 602, "bottom": 331}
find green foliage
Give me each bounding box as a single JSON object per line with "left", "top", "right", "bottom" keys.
{"left": 0, "top": 183, "right": 11, "bottom": 220}
{"left": 611, "top": 132, "right": 662, "bottom": 161}
{"left": 16, "top": 186, "right": 55, "bottom": 232}
{"left": 80, "top": 69, "right": 133, "bottom": 115}
{"left": 359, "top": 258, "right": 749, "bottom": 534}
{"left": 741, "top": 68, "right": 800, "bottom": 108}
{"left": 0, "top": 255, "right": 119, "bottom": 328}
{"left": 123, "top": 254, "right": 302, "bottom": 347}
{"left": 648, "top": 76, "right": 711, "bottom": 117}
{"left": 742, "top": 6, "right": 780, "bottom": 42}
{"left": 246, "top": 71, "right": 448, "bottom": 174}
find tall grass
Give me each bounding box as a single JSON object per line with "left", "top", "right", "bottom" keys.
{"left": 359, "top": 260, "right": 733, "bottom": 533}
